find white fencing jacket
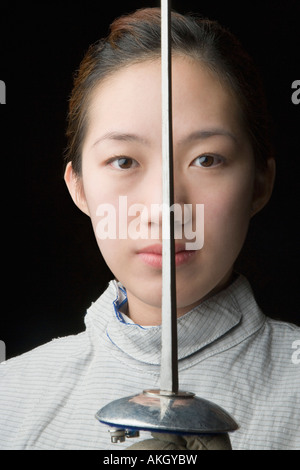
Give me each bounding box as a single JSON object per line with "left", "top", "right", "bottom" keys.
{"left": 0, "top": 275, "right": 299, "bottom": 450}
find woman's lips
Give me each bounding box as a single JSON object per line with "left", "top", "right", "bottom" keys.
{"left": 137, "top": 244, "right": 196, "bottom": 268}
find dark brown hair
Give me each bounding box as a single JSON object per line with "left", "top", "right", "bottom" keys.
{"left": 64, "top": 7, "right": 273, "bottom": 175}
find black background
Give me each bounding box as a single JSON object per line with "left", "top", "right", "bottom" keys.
{"left": 0, "top": 0, "right": 299, "bottom": 360}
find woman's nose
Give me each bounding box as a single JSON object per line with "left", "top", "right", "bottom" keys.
{"left": 140, "top": 170, "right": 189, "bottom": 239}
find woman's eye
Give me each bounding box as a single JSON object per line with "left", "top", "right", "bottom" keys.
{"left": 109, "top": 157, "right": 138, "bottom": 170}
{"left": 191, "top": 154, "right": 223, "bottom": 168}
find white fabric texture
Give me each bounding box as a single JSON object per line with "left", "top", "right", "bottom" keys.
{"left": 0, "top": 275, "right": 299, "bottom": 450}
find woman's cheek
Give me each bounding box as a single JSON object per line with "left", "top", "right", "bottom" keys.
{"left": 204, "top": 182, "right": 253, "bottom": 248}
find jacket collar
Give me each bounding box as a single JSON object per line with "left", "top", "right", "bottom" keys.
{"left": 85, "top": 274, "right": 265, "bottom": 366}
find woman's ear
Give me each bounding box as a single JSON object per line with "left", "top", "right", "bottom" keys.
{"left": 64, "top": 162, "right": 90, "bottom": 216}
{"left": 251, "top": 158, "right": 276, "bottom": 217}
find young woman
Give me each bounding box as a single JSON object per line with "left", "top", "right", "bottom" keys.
{"left": 0, "top": 8, "right": 299, "bottom": 450}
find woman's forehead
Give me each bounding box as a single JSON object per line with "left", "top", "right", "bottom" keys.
{"left": 85, "top": 57, "right": 243, "bottom": 149}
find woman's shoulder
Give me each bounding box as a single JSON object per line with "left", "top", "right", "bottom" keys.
{"left": 0, "top": 282, "right": 116, "bottom": 383}
{"left": 259, "top": 316, "right": 300, "bottom": 376}
{"left": 0, "top": 331, "right": 95, "bottom": 449}
{"left": 0, "top": 331, "right": 89, "bottom": 381}
{"left": 264, "top": 315, "right": 300, "bottom": 338}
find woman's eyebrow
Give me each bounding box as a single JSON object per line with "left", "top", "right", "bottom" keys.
{"left": 92, "top": 131, "right": 149, "bottom": 148}
{"left": 178, "top": 129, "right": 238, "bottom": 145}
{"left": 91, "top": 128, "right": 237, "bottom": 150}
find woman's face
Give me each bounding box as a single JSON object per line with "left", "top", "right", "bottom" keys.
{"left": 67, "top": 57, "right": 258, "bottom": 325}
